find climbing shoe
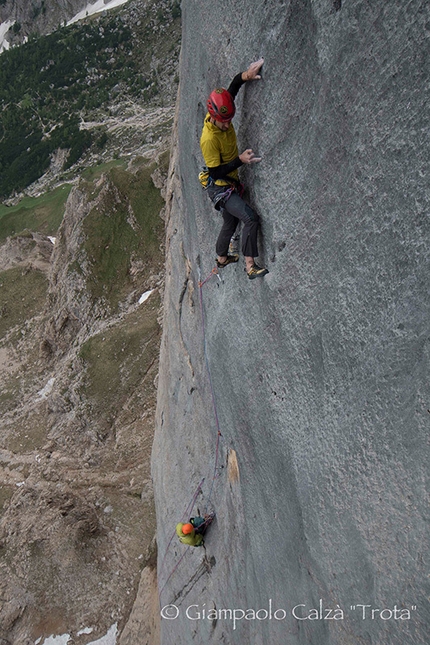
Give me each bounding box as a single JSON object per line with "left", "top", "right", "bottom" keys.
{"left": 216, "top": 254, "right": 239, "bottom": 268}
{"left": 247, "top": 263, "right": 269, "bottom": 280}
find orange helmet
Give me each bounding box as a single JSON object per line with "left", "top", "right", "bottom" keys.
{"left": 182, "top": 523, "right": 194, "bottom": 535}
{"left": 207, "top": 88, "right": 235, "bottom": 122}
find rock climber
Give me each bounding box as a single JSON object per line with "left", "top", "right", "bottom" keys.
{"left": 175, "top": 514, "right": 214, "bottom": 547}
{"left": 176, "top": 521, "right": 204, "bottom": 547}
{"left": 199, "top": 57, "right": 269, "bottom": 280}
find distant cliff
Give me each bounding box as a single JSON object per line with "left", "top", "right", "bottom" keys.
{"left": 0, "top": 0, "right": 89, "bottom": 41}
{"left": 152, "top": 1, "right": 429, "bottom": 644}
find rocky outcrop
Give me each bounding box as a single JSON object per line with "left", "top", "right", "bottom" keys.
{"left": 0, "top": 232, "right": 53, "bottom": 273}
{"left": 0, "top": 0, "right": 89, "bottom": 42}
{"left": 152, "top": 1, "right": 429, "bottom": 644}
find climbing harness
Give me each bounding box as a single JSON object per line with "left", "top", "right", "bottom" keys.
{"left": 212, "top": 184, "right": 235, "bottom": 209}
{"left": 199, "top": 167, "right": 245, "bottom": 209}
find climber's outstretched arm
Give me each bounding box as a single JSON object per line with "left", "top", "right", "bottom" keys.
{"left": 228, "top": 57, "right": 264, "bottom": 98}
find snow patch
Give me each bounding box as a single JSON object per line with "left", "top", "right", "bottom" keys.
{"left": 138, "top": 289, "right": 154, "bottom": 305}
{"left": 67, "top": 0, "right": 130, "bottom": 26}
{"left": 87, "top": 624, "right": 118, "bottom": 645}
{"left": 36, "top": 377, "right": 55, "bottom": 400}
{"left": 41, "top": 624, "right": 117, "bottom": 645}
{"left": 40, "top": 635, "right": 71, "bottom": 645}
{"left": 0, "top": 20, "right": 15, "bottom": 53}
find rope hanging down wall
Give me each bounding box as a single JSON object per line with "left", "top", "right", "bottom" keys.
{"left": 157, "top": 264, "right": 225, "bottom": 603}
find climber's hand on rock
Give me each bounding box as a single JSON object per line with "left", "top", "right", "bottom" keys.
{"left": 240, "top": 149, "right": 262, "bottom": 164}
{"left": 242, "top": 58, "right": 264, "bottom": 81}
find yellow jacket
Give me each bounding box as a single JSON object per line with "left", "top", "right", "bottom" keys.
{"left": 200, "top": 114, "right": 240, "bottom": 186}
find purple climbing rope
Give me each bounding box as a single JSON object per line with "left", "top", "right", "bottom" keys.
{"left": 158, "top": 265, "right": 225, "bottom": 602}
{"left": 198, "top": 269, "right": 224, "bottom": 511}
{"left": 158, "top": 548, "right": 191, "bottom": 599}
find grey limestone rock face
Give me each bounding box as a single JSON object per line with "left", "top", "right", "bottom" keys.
{"left": 152, "top": 1, "right": 429, "bottom": 644}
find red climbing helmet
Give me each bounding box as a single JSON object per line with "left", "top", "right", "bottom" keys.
{"left": 182, "top": 523, "right": 194, "bottom": 535}
{"left": 207, "top": 88, "right": 235, "bottom": 122}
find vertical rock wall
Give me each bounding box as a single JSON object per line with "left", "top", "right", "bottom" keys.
{"left": 152, "top": 1, "right": 429, "bottom": 644}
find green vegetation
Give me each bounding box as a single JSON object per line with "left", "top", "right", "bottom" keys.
{"left": 80, "top": 158, "right": 126, "bottom": 183}
{"left": 79, "top": 298, "right": 161, "bottom": 432}
{"left": 0, "top": 0, "right": 181, "bottom": 199}
{"left": 0, "top": 486, "right": 14, "bottom": 513}
{"left": 157, "top": 149, "right": 171, "bottom": 175}
{"left": 82, "top": 163, "right": 165, "bottom": 311}
{"left": 0, "top": 19, "right": 132, "bottom": 198}
{"left": 0, "top": 374, "right": 18, "bottom": 414}
{"left": 172, "top": 1, "right": 181, "bottom": 19}
{"left": 0, "top": 266, "right": 48, "bottom": 338}
{"left": 73, "top": 158, "right": 166, "bottom": 429}
{"left": 0, "top": 184, "right": 71, "bottom": 242}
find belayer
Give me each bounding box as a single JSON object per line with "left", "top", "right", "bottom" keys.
{"left": 199, "top": 58, "right": 269, "bottom": 280}
{"left": 176, "top": 514, "right": 214, "bottom": 547}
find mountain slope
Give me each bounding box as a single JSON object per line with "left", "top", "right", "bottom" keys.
{"left": 0, "top": 0, "right": 180, "bottom": 200}
{"left": 0, "top": 155, "right": 166, "bottom": 644}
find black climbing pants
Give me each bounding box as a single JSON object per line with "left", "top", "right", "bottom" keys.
{"left": 207, "top": 185, "right": 260, "bottom": 258}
